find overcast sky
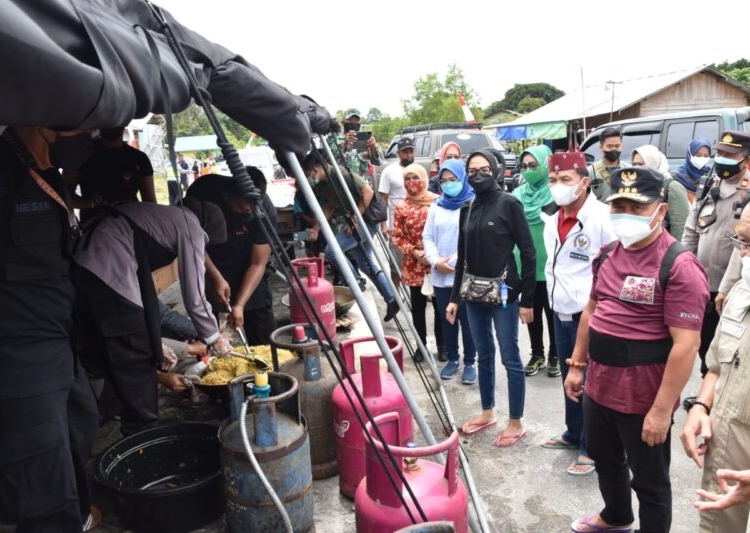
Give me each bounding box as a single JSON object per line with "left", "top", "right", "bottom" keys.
{"left": 156, "top": 0, "right": 747, "bottom": 118}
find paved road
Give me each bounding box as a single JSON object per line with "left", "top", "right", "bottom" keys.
{"left": 89, "top": 273, "right": 706, "bottom": 532}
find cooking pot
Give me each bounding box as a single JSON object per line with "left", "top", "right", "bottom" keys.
{"left": 93, "top": 422, "right": 224, "bottom": 532}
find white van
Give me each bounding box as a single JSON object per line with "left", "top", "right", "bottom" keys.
{"left": 218, "top": 146, "right": 279, "bottom": 182}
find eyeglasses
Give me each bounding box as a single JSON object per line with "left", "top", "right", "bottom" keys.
{"left": 439, "top": 177, "right": 458, "bottom": 184}
{"left": 467, "top": 166, "right": 493, "bottom": 177}
{"left": 520, "top": 162, "right": 539, "bottom": 170}
{"left": 727, "top": 233, "right": 750, "bottom": 252}
{"left": 444, "top": 154, "right": 461, "bottom": 160}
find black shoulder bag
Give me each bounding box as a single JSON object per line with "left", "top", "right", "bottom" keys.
{"left": 458, "top": 201, "right": 508, "bottom": 306}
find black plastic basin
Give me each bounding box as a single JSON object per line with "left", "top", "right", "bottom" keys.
{"left": 93, "top": 421, "right": 224, "bottom": 532}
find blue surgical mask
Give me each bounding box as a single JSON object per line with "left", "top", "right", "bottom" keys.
{"left": 441, "top": 181, "right": 462, "bottom": 197}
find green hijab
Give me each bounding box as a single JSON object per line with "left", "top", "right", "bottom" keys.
{"left": 513, "top": 144, "right": 553, "bottom": 225}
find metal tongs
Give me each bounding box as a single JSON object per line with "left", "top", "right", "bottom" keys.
{"left": 231, "top": 327, "right": 270, "bottom": 371}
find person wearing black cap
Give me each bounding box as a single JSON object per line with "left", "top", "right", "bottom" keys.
{"left": 378, "top": 136, "right": 415, "bottom": 239}
{"left": 564, "top": 166, "right": 709, "bottom": 533}
{"left": 682, "top": 131, "right": 750, "bottom": 379}
{"left": 446, "top": 149, "right": 536, "bottom": 447}
{"left": 335, "top": 108, "right": 382, "bottom": 177}
{"left": 74, "top": 198, "right": 231, "bottom": 436}
{"left": 186, "top": 169, "right": 278, "bottom": 346}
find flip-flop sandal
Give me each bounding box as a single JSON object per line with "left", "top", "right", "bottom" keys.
{"left": 460, "top": 419, "right": 497, "bottom": 436}
{"left": 494, "top": 430, "right": 526, "bottom": 448}
{"left": 571, "top": 514, "right": 633, "bottom": 532}
{"left": 567, "top": 458, "right": 596, "bottom": 476}
{"left": 541, "top": 434, "right": 578, "bottom": 449}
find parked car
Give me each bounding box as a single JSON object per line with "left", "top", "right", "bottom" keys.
{"left": 379, "top": 123, "right": 517, "bottom": 184}
{"left": 580, "top": 106, "right": 750, "bottom": 169}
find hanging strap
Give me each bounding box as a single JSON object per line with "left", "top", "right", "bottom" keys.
{"left": 1, "top": 128, "right": 81, "bottom": 238}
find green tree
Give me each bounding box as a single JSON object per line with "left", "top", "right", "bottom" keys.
{"left": 713, "top": 59, "right": 750, "bottom": 84}
{"left": 488, "top": 82, "right": 565, "bottom": 113}
{"left": 172, "top": 104, "right": 253, "bottom": 150}
{"left": 402, "top": 64, "right": 483, "bottom": 125}
{"left": 365, "top": 108, "right": 385, "bottom": 123}
{"left": 517, "top": 96, "right": 546, "bottom": 114}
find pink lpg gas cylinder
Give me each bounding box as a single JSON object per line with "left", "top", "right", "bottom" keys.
{"left": 289, "top": 257, "right": 336, "bottom": 343}
{"left": 332, "top": 336, "right": 412, "bottom": 499}
{"left": 355, "top": 412, "right": 468, "bottom": 533}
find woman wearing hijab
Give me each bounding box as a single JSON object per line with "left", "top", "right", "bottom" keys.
{"left": 513, "top": 144, "right": 559, "bottom": 378}
{"left": 423, "top": 159, "right": 477, "bottom": 383}
{"left": 429, "top": 142, "right": 463, "bottom": 193}
{"left": 632, "top": 144, "right": 691, "bottom": 241}
{"left": 447, "top": 150, "right": 536, "bottom": 447}
{"left": 671, "top": 138, "right": 713, "bottom": 202}
{"left": 392, "top": 164, "right": 442, "bottom": 363}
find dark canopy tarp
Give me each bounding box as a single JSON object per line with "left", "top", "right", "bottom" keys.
{"left": 0, "top": 0, "right": 331, "bottom": 156}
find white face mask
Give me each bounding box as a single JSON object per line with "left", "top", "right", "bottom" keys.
{"left": 690, "top": 155, "right": 711, "bottom": 169}
{"left": 609, "top": 205, "right": 661, "bottom": 248}
{"left": 742, "top": 256, "right": 750, "bottom": 288}
{"left": 550, "top": 182, "right": 582, "bottom": 206}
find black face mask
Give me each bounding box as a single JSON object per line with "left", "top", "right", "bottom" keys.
{"left": 468, "top": 174, "right": 497, "bottom": 193}
{"left": 99, "top": 128, "right": 124, "bottom": 141}
{"left": 399, "top": 158, "right": 414, "bottom": 167}
{"left": 714, "top": 158, "right": 745, "bottom": 180}
{"left": 603, "top": 150, "right": 621, "bottom": 163}
{"left": 49, "top": 134, "right": 94, "bottom": 170}
{"left": 344, "top": 122, "right": 361, "bottom": 132}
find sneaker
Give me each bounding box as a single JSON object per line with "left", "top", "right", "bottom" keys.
{"left": 546, "top": 357, "right": 561, "bottom": 377}
{"left": 461, "top": 364, "right": 477, "bottom": 384}
{"left": 440, "top": 361, "right": 459, "bottom": 380}
{"left": 437, "top": 345, "right": 449, "bottom": 362}
{"left": 384, "top": 299, "right": 399, "bottom": 322}
{"left": 524, "top": 355, "right": 546, "bottom": 376}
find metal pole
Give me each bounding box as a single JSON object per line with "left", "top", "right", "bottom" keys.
{"left": 285, "top": 147, "right": 491, "bottom": 532}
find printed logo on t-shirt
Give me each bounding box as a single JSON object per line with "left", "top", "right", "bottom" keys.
{"left": 619, "top": 275, "right": 656, "bottom": 304}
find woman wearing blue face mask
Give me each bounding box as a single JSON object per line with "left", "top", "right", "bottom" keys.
{"left": 423, "top": 159, "right": 477, "bottom": 383}
{"left": 671, "top": 138, "right": 712, "bottom": 201}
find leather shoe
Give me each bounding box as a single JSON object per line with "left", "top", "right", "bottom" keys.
{"left": 437, "top": 345, "right": 449, "bottom": 362}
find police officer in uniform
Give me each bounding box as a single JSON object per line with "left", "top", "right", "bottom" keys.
{"left": 681, "top": 198, "right": 750, "bottom": 533}
{"left": 683, "top": 131, "right": 750, "bottom": 378}
{"left": 0, "top": 126, "right": 99, "bottom": 532}
{"left": 187, "top": 168, "right": 278, "bottom": 345}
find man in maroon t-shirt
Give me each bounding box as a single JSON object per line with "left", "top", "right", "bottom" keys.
{"left": 564, "top": 166, "right": 709, "bottom": 533}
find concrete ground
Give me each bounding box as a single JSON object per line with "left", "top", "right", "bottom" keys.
{"left": 88, "top": 268, "right": 707, "bottom": 532}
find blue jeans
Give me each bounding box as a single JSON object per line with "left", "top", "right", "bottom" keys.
{"left": 325, "top": 222, "right": 394, "bottom": 302}
{"left": 553, "top": 314, "right": 587, "bottom": 456}
{"left": 434, "top": 287, "right": 475, "bottom": 365}
{"left": 466, "top": 301, "right": 524, "bottom": 418}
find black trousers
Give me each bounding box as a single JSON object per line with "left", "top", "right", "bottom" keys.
{"left": 698, "top": 291, "right": 720, "bottom": 377}
{"left": 408, "top": 286, "right": 443, "bottom": 348}
{"left": 242, "top": 305, "right": 277, "bottom": 346}
{"left": 0, "top": 347, "right": 97, "bottom": 532}
{"left": 584, "top": 395, "right": 672, "bottom": 533}
{"left": 527, "top": 280, "right": 556, "bottom": 359}
{"left": 79, "top": 270, "right": 159, "bottom": 437}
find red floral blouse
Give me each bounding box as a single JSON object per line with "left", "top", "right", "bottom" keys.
{"left": 392, "top": 197, "right": 433, "bottom": 287}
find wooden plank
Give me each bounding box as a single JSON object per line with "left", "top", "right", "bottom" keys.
{"left": 152, "top": 259, "right": 178, "bottom": 295}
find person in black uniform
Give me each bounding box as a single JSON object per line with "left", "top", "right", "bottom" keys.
{"left": 65, "top": 126, "right": 156, "bottom": 223}
{"left": 187, "top": 167, "right": 278, "bottom": 345}
{"left": 0, "top": 126, "right": 100, "bottom": 532}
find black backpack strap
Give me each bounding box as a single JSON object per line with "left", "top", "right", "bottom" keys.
{"left": 659, "top": 241, "right": 687, "bottom": 293}
{"left": 596, "top": 240, "right": 619, "bottom": 271}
